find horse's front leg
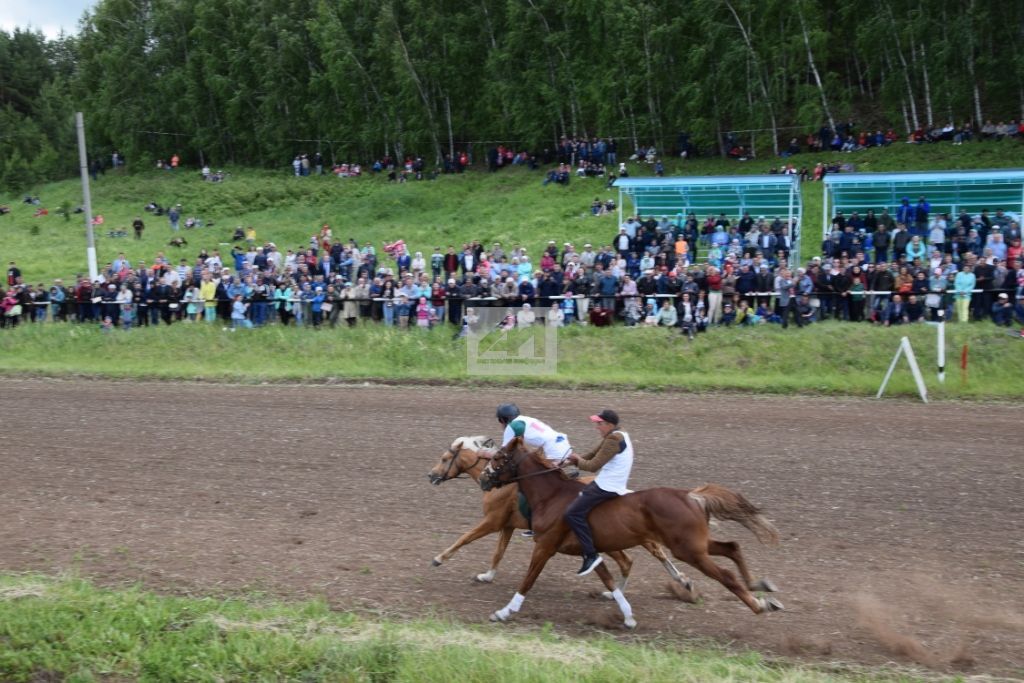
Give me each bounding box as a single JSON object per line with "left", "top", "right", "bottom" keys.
{"left": 476, "top": 526, "right": 515, "bottom": 583}
{"left": 432, "top": 518, "right": 503, "bottom": 567}
{"left": 490, "top": 542, "right": 557, "bottom": 622}
{"left": 593, "top": 560, "right": 637, "bottom": 629}
{"left": 600, "top": 549, "right": 633, "bottom": 600}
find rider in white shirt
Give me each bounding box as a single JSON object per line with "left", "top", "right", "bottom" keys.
{"left": 565, "top": 409, "right": 634, "bottom": 576}
{"left": 498, "top": 403, "right": 572, "bottom": 461}
{"left": 496, "top": 403, "right": 573, "bottom": 537}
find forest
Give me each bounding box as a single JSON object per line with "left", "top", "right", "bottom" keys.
{"left": 2, "top": 0, "right": 1023, "bottom": 187}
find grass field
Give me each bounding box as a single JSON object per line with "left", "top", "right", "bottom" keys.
{"left": 0, "top": 574, "right": 943, "bottom": 683}
{"left": 0, "top": 319, "right": 1018, "bottom": 399}
{"left": 2, "top": 143, "right": 1023, "bottom": 283}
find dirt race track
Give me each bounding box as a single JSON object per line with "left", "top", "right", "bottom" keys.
{"left": 1, "top": 378, "right": 1021, "bottom": 677}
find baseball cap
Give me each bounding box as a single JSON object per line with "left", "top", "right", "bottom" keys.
{"left": 589, "top": 409, "right": 619, "bottom": 425}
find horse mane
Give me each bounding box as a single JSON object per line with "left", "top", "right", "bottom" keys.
{"left": 450, "top": 435, "right": 495, "bottom": 453}
{"left": 513, "top": 439, "right": 574, "bottom": 482}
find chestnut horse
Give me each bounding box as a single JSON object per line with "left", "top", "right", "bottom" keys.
{"left": 427, "top": 437, "right": 695, "bottom": 598}
{"left": 479, "top": 437, "right": 783, "bottom": 628}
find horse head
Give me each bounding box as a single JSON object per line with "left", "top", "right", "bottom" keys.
{"left": 428, "top": 436, "right": 493, "bottom": 485}
{"left": 479, "top": 437, "right": 543, "bottom": 491}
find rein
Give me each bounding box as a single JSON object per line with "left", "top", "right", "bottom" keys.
{"left": 507, "top": 466, "right": 565, "bottom": 483}
{"left": 490, "top": 448, "right": 568, "bottom": 484}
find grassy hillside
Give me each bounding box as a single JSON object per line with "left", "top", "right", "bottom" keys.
{"left": 2, "top": 143, "right": 1023, "bottom": 283}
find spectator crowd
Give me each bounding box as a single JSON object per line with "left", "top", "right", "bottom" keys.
{"left": 3, "top": 193, "right": 1022, "bottom": 335}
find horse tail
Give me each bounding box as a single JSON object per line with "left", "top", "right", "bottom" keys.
{"left": 688, "top": 483, "right": 780, "bottom": 545}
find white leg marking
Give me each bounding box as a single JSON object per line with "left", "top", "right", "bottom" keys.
{"left": 475, "top": 569, "right": 497, "bottom": 583}
{"left": 611, "top": 588, "right": 637, "bottom": 629}
{"left": 757, "top": 596, "right": 785, "bottom": 613}
{"left": 662, "top": 558, "right": 682, "bottom": 580}
{"left": 602, "top": 574, "right": 630, "bottom": 600}
{"left": 491, "top": 591, "right": 525, "bottom": 622}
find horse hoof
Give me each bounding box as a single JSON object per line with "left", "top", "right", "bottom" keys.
{"left": 600, "top": 591, "right": 615, "bottom": 600}
{"left": 431, "top": 558, "right": 442, "bottom": 567}
{"left": 490, "top": 611, "right": 507, "bottom": 623}
{"left": 475, "top": 572, "right": 495, "bottom": 583}
{"left": 752, "top": 578, "right": 778, "bottom": 593}
{"left": 624, "top": 617, "right": 637, "bottom": 630}
{"left": 761, "top": 596, "right": 784, "bottom": 613}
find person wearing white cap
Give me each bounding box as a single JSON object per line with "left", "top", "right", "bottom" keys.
{"left": 580, "top": 244, "right": 596, "bottom": 268}
{"left": 991, "top": 292, "right": 1013, "bottom": 326}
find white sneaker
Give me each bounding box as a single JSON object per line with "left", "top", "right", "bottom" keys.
{"left": 576, "top": 554, "right": 603, "bottom": 576}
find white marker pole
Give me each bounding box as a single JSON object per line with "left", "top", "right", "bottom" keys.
{"left": 75, "top": 112, "right": 99, "bottom": 282}
{"left": 936, "top": 309, "right": 946, "bottom": 383}
{"left": 901, "top": 337, "right": 929, "bottom": 403}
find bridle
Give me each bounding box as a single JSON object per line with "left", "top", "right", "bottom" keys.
{"left": 483, "top": 446, "right": 565, "bottom": 487}
{"left": 437, "top": 440, "right": 493, "bottom": 483}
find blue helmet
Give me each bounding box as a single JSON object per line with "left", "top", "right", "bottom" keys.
{"left": 496, "top": 403, "right": 520, "bottom": 424}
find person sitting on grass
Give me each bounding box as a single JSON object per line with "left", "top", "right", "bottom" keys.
{"left": 547, "top": 304, "right": 565, "bottom": 327}
{"left": 991, "top": 293, "right": 1014, "bottom": 326}
{"left": 882, "top": 293, "right": 908, "bottom": 327}
{"left": 656, "top": 298, "right": 677, "bottom": 327}
{"left": 796, "top": 295, "right": 815, "bottom": 324}
{"left": 720, "top": 301, "right": 737, "bottom": 326}
{"left": 906, "top": 294, "right": 925, "bottom": 323}
{"left": 516, "top": 303, "right": 536, "bottom": 327}
{"left": 736, "top": 299, "right": 759, "bottom": 324}
{"left": 642, "top": 301, "right": 659, "bottom": 326}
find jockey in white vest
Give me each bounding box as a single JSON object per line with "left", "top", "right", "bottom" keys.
{"left": 496, "top": 403, "right": 573, "bottom": 537}
{"left": 565, "top": 408, "right": 634, "bottom": 576}
{"left": 497, "top": 403, "right": 573, "bottom": 461}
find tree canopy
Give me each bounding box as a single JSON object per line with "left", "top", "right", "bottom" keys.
{"left": 3, "top": 0, "right": 1023, "bottom": 186}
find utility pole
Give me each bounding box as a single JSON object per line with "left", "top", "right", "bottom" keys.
{"left": 76, "top": 112, "right": 98, "bottom": 281}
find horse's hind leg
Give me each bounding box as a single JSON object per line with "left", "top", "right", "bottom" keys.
{"left": 707, "top": 539, "right": 778, "bottom": 593}
{"left": 644, "top": 542, "right": 697, "bottom": 596}
{"left": 476, "top": 526, "right": 514, "bottom": 583}
{"left": 681, "top": 549, "right": 783, "bottom": 615}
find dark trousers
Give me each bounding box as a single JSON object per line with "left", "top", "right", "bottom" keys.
{"left": 564, "top": 482, "right": 619, "bottom": 556}
{"left": 780, "top": 301, "right": 802, "bottom": 328}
